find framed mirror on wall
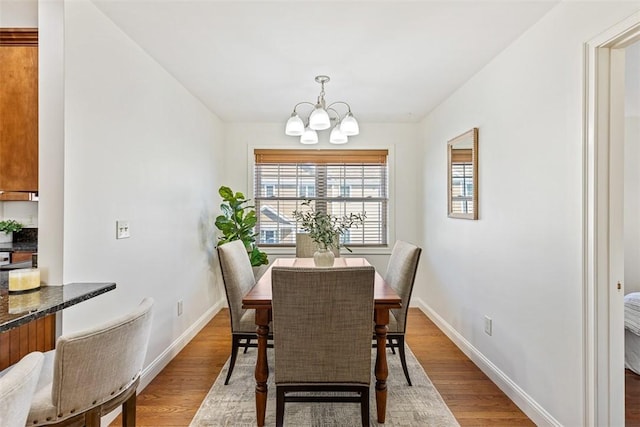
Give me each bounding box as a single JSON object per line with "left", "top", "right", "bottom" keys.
{"left": 448, "top": 128, "right": 478, "bottom": 220}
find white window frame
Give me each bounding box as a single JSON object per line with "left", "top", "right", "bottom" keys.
{"left": 248, "top": 145, "right": 395, "bottom": 256}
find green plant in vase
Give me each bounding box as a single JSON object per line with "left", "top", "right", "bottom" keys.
{"left": 292, "top": 200, "right": 365, "bottom": 266}
{"left": 0, "top": 219, "right": 24, "bottom": 244}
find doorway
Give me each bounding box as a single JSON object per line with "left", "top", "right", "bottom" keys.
{"left": 585, "top": 12, "right": 640, "bottom": 427}
{"left": 624, "top": 39, "right": 640, "bottom": 426}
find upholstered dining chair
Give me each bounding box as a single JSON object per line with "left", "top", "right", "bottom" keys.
{"left": 295, "top": 233, "right": 340, "bottom": 258}
{"left": 26, "top": 297, "right": 153, "bottom": 427}
{"left": 272, "top": 265, "right": 375, "bottom": 427}
{"left": 0, "top": 351, "right": 43, "bottom": 427}
{"left": 218, "top": 240, "right": 272, "bottom": 385}
{"left": 378, "top": 240, "right": 422, "bottom": 386}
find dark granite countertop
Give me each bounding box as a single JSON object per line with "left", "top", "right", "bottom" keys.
{"left": 0, "top": 228, "right": 38, "bottom": 253}
{"left": 0, "top": 260, "right": 31, "bottom": 271}
{"left": 0, "top": 241, "right": 37, "bottom": 252}
{"left": 0, "top": 282, "right": 116, "bottom": 332}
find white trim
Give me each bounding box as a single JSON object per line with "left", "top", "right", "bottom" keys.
{"left": 100, "top": 300, "right": 225, "bottom": 426}
{"left": 263, "top": 246, "right": 393, "bottom": 257}
{"left": 413, "top": 298, "right": 561, "bottom": 427}
{"left": 584, "top": 11, "right": 640, "bottom": 426}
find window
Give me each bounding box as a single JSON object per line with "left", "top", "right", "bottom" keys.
{"left": 254, "top": 149, "right": 388, "bottom": 247}
{"left": 449, "top": 147, "right": 474, "bottom": 215}
{"left": 261, "top": 230, "right": 276, "bottom": 244}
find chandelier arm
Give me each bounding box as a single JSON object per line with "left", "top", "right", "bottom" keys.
{"left": 292, "top": 101, "right": 317, "bottom": 113}
{"left": 326, "top": 101, "right": 352, "bottom": 114}
{"left": 326, "top": 107, "right": 342, "bottom": 121}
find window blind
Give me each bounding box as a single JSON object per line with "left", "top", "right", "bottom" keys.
{"left": 254, "top": 149, "right": 388, "bottom": 247}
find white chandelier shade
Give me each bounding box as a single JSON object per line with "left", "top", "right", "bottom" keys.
{"left": 285, "top": 75, "right": 359, "bottom": 144}
{"left": 339, "top": 112, "right": 359, "bottom": 136}
{"left": 329, "top": 124, "right": 348, "bottom": 144}
{"left": 300, "top": 127, "right": 319, "bottom": 144}
{"left": 285, "top": 113, "right": 305, "bottom": 136}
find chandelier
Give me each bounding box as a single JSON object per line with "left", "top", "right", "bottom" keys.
{"left": 285, "top": 75, "right": 359, "bottom": 145}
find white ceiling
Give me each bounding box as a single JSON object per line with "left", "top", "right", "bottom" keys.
{"left": 92, "top": 0, "right": 559, "bottom": 124}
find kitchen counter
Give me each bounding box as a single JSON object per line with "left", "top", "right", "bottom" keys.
{"left": 0, "top": 282, "right": 116, "bottom": 332}
{"left": 0, "top": 260, "right": 31, "bottom": 271}
{"left": 0, "top": 241, "right": 37, "bottom": 252}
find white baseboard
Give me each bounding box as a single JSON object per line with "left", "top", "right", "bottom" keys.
{"left": 412, "top": 297, "right": 561, "bottom": 427}
{"left": 101, "top": 300, "right": 225, "bottom": 426}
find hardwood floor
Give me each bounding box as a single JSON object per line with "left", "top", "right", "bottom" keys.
{"left": 627, "top": 368, "right": 640, "bottom": 425}
{"left": 110, "top": 308, "right": 533, "bottom": 426}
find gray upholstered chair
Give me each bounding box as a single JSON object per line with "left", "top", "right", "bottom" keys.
{"left": 379, "top": 240, "right": 422, "bottom": 386}
{"left": 26, "top": 297, "right": 154, "bottom": 427}
{"left": 218, "top": 240, "right": 272, "bottom": 385}
{"left": 295, "top": 232, "right": 340, "bottom": 258}
{"left": 272, "top": 266, "right": 375, "bottom": 427}
{"left": 0, "top": 351, "right": 44, "bottom": 427}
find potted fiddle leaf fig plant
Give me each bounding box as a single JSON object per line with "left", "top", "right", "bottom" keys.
{"left": 0, "top": 219, "right": 23, "bottom": 244}
{"left": 292, "top": 200, "right": 365, "bottom": 267}
{"left": 215, "top": 186, "right": 268, "bottom": 267}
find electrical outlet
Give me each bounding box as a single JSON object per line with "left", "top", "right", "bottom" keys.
{"left": 484, "top": 315, "right": 492, "bottom": 336}
{"left": 116, "top": 220, "right": 130, "bottom": 239}
{"left": 177, "top": 300, "right": 183, "bottom": 316}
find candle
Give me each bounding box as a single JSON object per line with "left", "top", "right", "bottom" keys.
{"left": 8, "top": 268, "right": 41, "bottom": 292}
{"left": 8, "top": 290, "right": 41, "bottom": 313}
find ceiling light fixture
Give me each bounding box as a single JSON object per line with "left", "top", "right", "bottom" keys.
{"left": 285, "top": 75, "right": 359, "bottom": 145}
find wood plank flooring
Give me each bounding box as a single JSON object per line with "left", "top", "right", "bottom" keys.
{"left": 110, "top": 308, "right": 534, "bottom": 426}
{"left": 627, "top": 368, "right": 640, "bottom": 425}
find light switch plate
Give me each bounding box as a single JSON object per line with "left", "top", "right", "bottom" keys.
{"left": 484, "top": 315, "right": 492, "bottom": 336}
{"left": 116, "top": 220, "right": 130, "bottom": 239}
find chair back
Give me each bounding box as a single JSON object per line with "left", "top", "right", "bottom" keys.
{"left": 218, "top": 240, "right": 256, "bottom": 332}
{"left": 385, "top": 241, "right": 422, "bottom": 332}
{"left": 0, "top": 351, "right": 43, "bottom": 427}
{"left": 295, "top": 233, "right": 340, "bottom": 258}
{"left": 49, "top": 297, "right": 153, "bottom": 418}
{"left": 272, "top": 266, "right": 374, "bottom": 385}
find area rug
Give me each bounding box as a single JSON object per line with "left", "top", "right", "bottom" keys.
{"left": 190, "top": 345, "right": 460, "bottom": 426}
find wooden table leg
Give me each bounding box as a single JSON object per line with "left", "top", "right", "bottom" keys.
{"left": 374, "top": 308, "right": 390, "bottom": 423}
{"left": 254, "top": 308, "right": 270, "bottom": 427}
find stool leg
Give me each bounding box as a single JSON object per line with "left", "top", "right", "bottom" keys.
{"left": 85, "top": 408, "right": 101, "bottom": 427}
{"left": 123, "top": 391, "right": 137, "bottom": 426}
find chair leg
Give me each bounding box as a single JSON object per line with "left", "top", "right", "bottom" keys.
{"left": 85, "top": 408, "right": 101, "bottom": 427}
{"left": 225, "top": 335, "right": 240, "bottom": 385}
{"left": 122, "top": 389, "right": 137, "bottom": 426}
{"left": 276, "top": 387, "right": 285, "bottom": 427}
{"left": 360, "top": 388, "right": 370, "bottom": 427}
{"left": 397, "top": 335, "right": 412, "bottom": 386}
{"left": 243, "top": 337, "right": 251, "bottom": 354}
{"left": 388, "top": 336, "right": 396, "bottom": 354}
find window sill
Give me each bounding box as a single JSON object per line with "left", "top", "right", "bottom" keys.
{"left": 261, "top": 246, "right": 392, "bottom": 257}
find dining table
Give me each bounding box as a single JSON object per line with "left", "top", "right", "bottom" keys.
{"left": 242, "top": 257, "right": 402, "bottom": 426}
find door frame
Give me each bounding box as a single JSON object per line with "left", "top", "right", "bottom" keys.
{"left": 584, "top": 11, "right": 640, "bottom": 426}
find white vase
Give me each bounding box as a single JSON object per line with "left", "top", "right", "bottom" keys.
{"left": 0, "top": 232, "right": 13, "bottom": 244}
{"left": 313, "top": 248, "right": 335, "bottom": 267}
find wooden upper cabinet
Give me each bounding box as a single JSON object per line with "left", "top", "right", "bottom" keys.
{"left": 0, "top": 29, "right": 38, "bottom": 192}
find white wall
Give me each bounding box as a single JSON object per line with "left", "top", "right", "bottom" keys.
{"left": 0, "top": 0, "right": 37, "bottom": 27}
{"left": 224, "top": 122, "right": 423, "bottom": 272}
{"left": 625, "top": 42, "right": 640, "bottom": 293}
{"left": 419, "top": 2, "right": 640, "bottom": 425}
{"left": 57, "top": 0, "right": 227, "bottom": 377}
{"left": 38, "top": 0, "right": 65, "bottom": 285}
{"left": 1, "top": 202, "right": 38, "bottom": 227}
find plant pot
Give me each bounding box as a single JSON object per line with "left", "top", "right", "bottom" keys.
{"left": 0, "top": 232, "right": 13, "bottom": 244}
{"left": 313, "top": 248, "right": 335, "bottom": 268}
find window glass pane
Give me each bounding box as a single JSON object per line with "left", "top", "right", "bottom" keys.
{"left": 450, "top": 162, "right": 473, "bottom": 214}
{"left": 254, "top": 151, "right": 388, "bottom": 247}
